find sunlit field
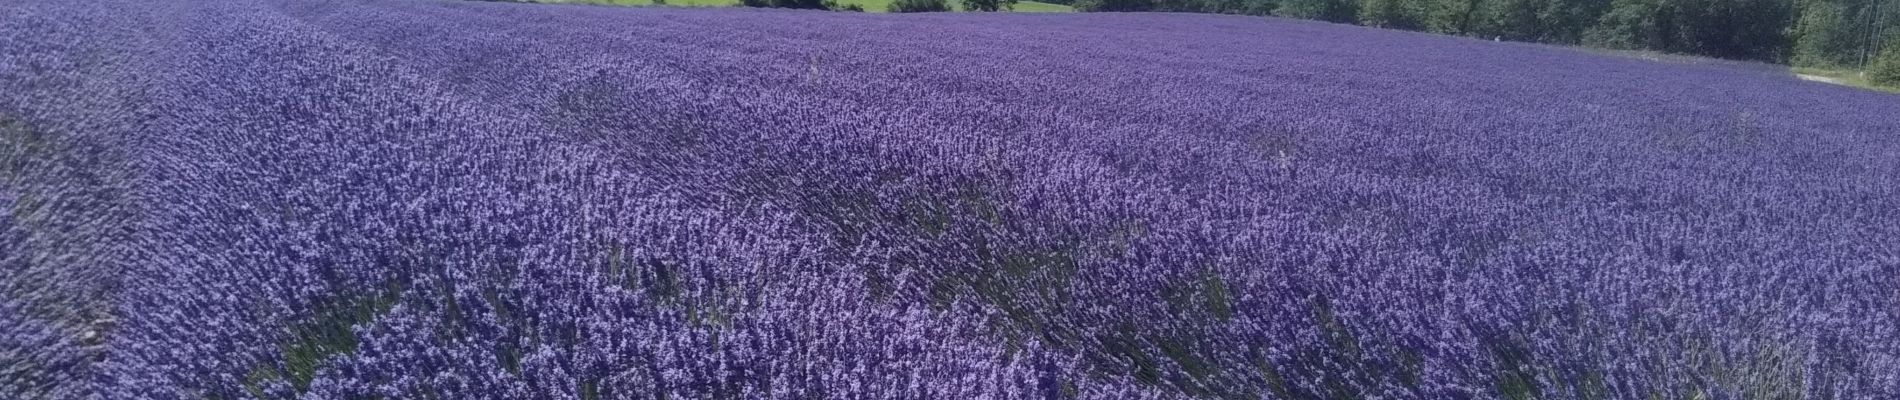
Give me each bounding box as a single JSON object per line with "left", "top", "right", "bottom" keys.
{"left": 4, "top": 0, "right": 1898, "bottom": 398}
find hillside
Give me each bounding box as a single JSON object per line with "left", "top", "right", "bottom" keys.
{"left": 4, "top": 0, "right": 1898, "bottom": 398}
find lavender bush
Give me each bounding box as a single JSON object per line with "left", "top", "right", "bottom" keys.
{"left": 4, "top": 0, "right": 1898, "bottom": 398}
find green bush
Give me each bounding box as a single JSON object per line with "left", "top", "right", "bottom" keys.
{"left": 1871, "top": 47, "right": 1900, "bottom": 88}
{"left": 962, "top": 0, "right": 1015, "bottom": 11}
{"left": 739, "top": 0, "right": 830, "bottom": 10}
{"left": 1072, "top": 0, "right": 1148, "bottom": 12}
{"left": 888, "top": 0, "right": 950, "bottom": 12}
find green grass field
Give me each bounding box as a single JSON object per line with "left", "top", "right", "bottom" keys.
{"left": 1003, "top": 1, "right": 1070, "bottom": 12}
{"left": 1792, "top": 67, "right": 1900, "bottom": 93}
{"left": 553, "top": 0, "right": 732, "bottom": 6}
{"left": 547, "top": 0, "right": 1072, "bottom": 12}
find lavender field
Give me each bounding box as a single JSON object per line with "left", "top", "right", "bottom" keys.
{"left": 5, "top": 0, "right": 1900, "bottom": 398}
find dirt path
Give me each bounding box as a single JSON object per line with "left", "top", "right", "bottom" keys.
{"left": 1797, "top": 74, "right": 1846, "bottom": 85}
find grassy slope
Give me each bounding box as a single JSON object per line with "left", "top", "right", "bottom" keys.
{"left": 1007, "top": 1, "right": 1070, "bottom": 12}
{"left": 546, "top": 0, "right": 1073, "bottom": 12}
{"left": 1792, "top": 67, "right": 1900, "bottom": 93}
{"left": 1576, "top": 47, "right": 1900, "bottom": 94}
{"left": 553, "top": 0, "right": 732, "bottom": 6}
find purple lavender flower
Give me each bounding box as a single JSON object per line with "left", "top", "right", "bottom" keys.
{"left": 3, "top": 0, "right": 1897, "bottom": 398}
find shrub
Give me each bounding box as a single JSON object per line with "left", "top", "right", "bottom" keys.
{"left": 1870, "top": 47, "right": 1900, "bottom": 88}
{"left": 961, "top": 0, "right": 1014, "bottom": 11}
{"left": 740, "top": 0, "right": 830, "bottom": 9}
{"left": 1072, "top": 0, "right": 1148, "bottom": 11}
{"left": 888, "top": 0, "right": 949, "bottom": 12}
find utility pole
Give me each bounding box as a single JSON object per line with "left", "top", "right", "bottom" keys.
{"left": 1875, "top": 0, "right": 1888, "bottom": 64}
{"left": 1863, "top": 0, "right": 1885, "bottom": 72}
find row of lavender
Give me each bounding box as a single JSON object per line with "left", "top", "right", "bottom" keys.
{"left": 6, "top": 0, "right": 1900, "bottom": 398}
{"left": 1, "top": 0, "right": 163, "bottom": 395}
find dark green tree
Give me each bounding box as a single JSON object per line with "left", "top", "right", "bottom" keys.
{"left": 1477, "top": 0, "right": 1545, "bottom": 41}
{"left": 739, "top": 0, "right": 832, "bottom": 10}
{"left": 964, "top": 0, "right": 1018, "bottom": 11}
{"left": 1793, "top": 0, "right": 1900, "bottom": 69}
{"left": 889, "top": 0, "right": 952, "bottom": 12}
{"left": 1242, "top": 0, "right": 1279, "bottom": 14}
{"left": 1359, "top": 0, "right": 1425, "bottom": 30}
{"left": 1425, "top": 0, "right": 1487, "bottom": 35}
{"left": 1073, "top": 0, "right": 1153, "bottom": 11}
{"left": 1278, "top": 0, "right": 1360, "bottom": 22}
{"left": 1582, "top": 0, "right": 1666, "bottom": 50}
{"left": 1799, "top": 0, "right": 1860, "bottom": 67}
{"left": 1072, "top": 0, "right": 1878, "bottom": 69}
{"left": 1872, "top": 46, "right": 1900, "bottom": 86}
{"left": 1541, "top": 0, "right": 1613, "bottom": 44}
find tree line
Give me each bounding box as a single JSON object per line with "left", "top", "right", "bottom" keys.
{"left": 732, "top": 0, "right": 1016, "bottom": 13}
{"left": 1065, "top": 0, "right": 1899, "bottom": 79}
